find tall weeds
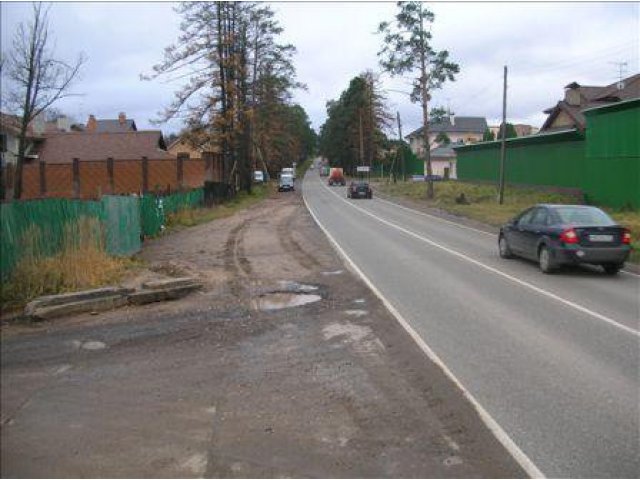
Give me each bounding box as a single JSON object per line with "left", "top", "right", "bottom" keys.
{"left": 1, "top": 217, "right": 128, "bottom": 312}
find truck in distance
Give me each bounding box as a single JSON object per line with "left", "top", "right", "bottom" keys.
{"left": 328, "top": 167, "right": 346, "bottom": 186}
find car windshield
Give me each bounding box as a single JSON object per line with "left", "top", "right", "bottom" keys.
{"left": 553, "top": 206, "right": 615, "bottom": 226}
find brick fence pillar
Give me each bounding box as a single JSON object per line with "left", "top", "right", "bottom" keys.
{"left": 141, "top": 156, "right": 149, "bottom": 194}
{"left": 177, "top": 153, "right": 186, "bottom": 189}
{"left": 203, "top": 152, "right": 214, "bottom": 182}
{"left": 39, "top": 160, "right": 47, "bottom": 197}
{"left": 107, "top": 157, "right": 114, "bottom": 194}
{"left": 72, "top": 158, "right": 80, "bottom": 198}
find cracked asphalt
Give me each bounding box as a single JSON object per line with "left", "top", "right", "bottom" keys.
{"left": 1, "top": 183, "right": 525, "bottom": 478}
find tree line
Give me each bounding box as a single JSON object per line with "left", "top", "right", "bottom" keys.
{"left": 144, "top": 2, "right": 316, "bottom": 192}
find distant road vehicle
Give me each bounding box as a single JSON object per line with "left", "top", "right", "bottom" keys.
{"left": 328, "top": 167, "right": 346, "bottom": 186}
{"left": 498, "top": 204, "right": 632, "bottom": 274}
{"left": 254, "top": 170, "right": 264, "bottom": 183}
{"left": 278, "top": 174, "right": 295, "bottom": 192}
{"left": 282, "top": 167, "right": 296, "bottom": 179}
{"left": 320, "top": 166, "right": 330, "bottom": 177}
{"left": 347, "top": 180, "right": 372, "bottom": 199}
{"left": 424, "top": 174, "right": 443, "bottom": 181}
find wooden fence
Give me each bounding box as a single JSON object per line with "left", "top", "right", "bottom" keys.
{"left": 2, "top": 153, "right": 224, "bottom": 200}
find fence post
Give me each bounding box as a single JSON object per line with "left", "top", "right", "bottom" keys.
{"left": 72, "top": 158, "right": 80, "bottom": 198}
{"left": 203, "top": 152, "right": 213, "bottom": 182}
{"left": 142, "top": 156, "right": 149, "bottom": 194}
{"left": 177, "top": 153, "right": 186, "bottom": 189}
{"left": 39, "top": 160, "right": 47, "bottom": 197}
{"left": 107, "top": 157, "right": 115, "bottom": 194}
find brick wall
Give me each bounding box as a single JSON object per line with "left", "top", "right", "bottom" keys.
{"left": 3, "top": 154, "right": 223, "bottom": 200}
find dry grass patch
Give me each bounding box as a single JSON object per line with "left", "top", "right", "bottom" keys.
{"left": 1, "top": 218, "right": 132, "bottom": 313}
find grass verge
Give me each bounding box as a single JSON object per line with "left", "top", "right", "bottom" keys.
{"left": 166, "top": 183, "right": 273, "bottom": 229}
{"left": 374, "top": 180, "right": 639, "bottom": 263}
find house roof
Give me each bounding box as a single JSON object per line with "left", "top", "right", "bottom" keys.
{"left": 542, "top": 73, "right": 640, "bottom": 131}
{"left": 406, "top": 116, "right": 488, "bottom": 138}
{"left": 430, "top": 144, "right": 456, "bottom": 158}
{"left": 0, "top": 112, "right": 22, "bottom": 135}
{"left": 94, "top": 119, "right": 137, "bottom": 133}
{"left": 36, "top": 131, "right": 172, "bottom": 164}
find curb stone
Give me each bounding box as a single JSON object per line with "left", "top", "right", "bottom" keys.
{"left": 24, "top": 279, "right": 203, "bottom": 321}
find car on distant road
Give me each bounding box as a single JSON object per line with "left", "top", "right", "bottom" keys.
{"left": 278, "top": 174, "right": 295, "bottom": 192}
{"left": 424, "top": 174, "right": 443, "bottom": 181}
{"left": 498, "top": 204, "right": 631, "bottom": 274}
{"left": 347, "top": 180, "right": 372, "bottom": 199}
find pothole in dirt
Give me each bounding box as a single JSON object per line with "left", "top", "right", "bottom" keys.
{"left": 254, "top": 292, "right": 322, "bottom": 311}
{"left": 277, "top": 280, "right": 319, "bottom": 293}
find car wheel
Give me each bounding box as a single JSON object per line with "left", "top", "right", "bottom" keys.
{"left": 603, "top": 263, "right": 622, "bottom": 275}
{"left": 538, "top": 246, "right": 556, "bottom": 274}
{"left": 498, "top": 234, "right": 513, "bottom": 259}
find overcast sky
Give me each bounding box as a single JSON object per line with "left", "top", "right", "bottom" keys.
{"left": 2, "top": 1, "right": 638, "bottom": 137}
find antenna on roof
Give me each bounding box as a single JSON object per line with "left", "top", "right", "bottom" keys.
{"left": 609, "top": 61, "right": 628, "bottom": 88}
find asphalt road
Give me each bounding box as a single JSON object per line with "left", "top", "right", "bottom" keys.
{"left": 303, "top": 170, "right": 640, "bottom": 478}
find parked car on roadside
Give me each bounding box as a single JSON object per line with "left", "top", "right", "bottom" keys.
{"left": 254, "top": 170, "right": 264, "bottom": 183}
{"left": 278, "top": 174, "right": 295, "bottom": 192}
{"left": 498, "top": 204, "right": 632, "bottom": 274}
{"left": 347, "top": 180, "right": 372, "bottom": 199}
{"left": 424, "top": 174, "right": 443, "bottom": 181}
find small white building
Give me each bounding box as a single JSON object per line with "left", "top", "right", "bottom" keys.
{"left": 405, "top": 116, "right": 488, "bottom": 179}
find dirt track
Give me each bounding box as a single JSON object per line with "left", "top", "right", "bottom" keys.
{"left": 1, "top": 184, "right": 525, "bottom": 478}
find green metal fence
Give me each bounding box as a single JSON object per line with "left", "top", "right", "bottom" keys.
{"left": 455, "top": 99, "right": 639, "bottom": 209}
{"left": 139, "top": 188, "right": 204, "bottom": 237}
{"left": 1, "top": 196, "right": 141, "bottom": 280}
{"left": 2, "top": 188, "right": 206, "bottom": 280}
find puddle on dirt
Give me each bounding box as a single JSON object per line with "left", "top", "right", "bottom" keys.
{"left": 344, "top": 309, "right": 368, "bottom": 317}
{"left": 254, "top": 292, "right": 322, "bottom": 311}
{"left": 322, "top": 270, "right": 344, "bottom": 276}
{"left": 277, "top": 281, "right": 319, "bottom": 293}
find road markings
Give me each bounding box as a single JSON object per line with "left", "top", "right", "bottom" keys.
{"left": 374, "top": 195, "right": 495, "bottom": 236}
{"left": 374, "top": 188, "right": 640, "bottom": 277}
{"left": 320, "top": 181, "right": 639, "bottom": 338}
{"left": 302, "top": 185, "right": 546, "bottom": 479}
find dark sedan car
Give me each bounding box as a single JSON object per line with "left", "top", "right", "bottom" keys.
{"left": 498, "top": 204, "right": 632, "bottom": 274}
{"left": 347, "top": 181, "right": 372, "bottom": 199}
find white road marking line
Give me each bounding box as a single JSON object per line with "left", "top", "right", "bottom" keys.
{"left": 302, "top": 184, "right": 545, "bottom": 479}
{"left": 319, "top": 180, "right": 639, "bottom": 338}
{"left": 372, "top": 184, "right": 640, "bottom": 278}
{"left": 374, "top": 194, "right": 495, "bottom": 236}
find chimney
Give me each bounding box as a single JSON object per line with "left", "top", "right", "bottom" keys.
{"left": 31, "top": 112, "right": 45, "bottom": 135}
{"left": 118, "top": 112, "right": 126, "bottom": 125}
{"left": 87, "top": 114, "right": 97, "bottom": 132}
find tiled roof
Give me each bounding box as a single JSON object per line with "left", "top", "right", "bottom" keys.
{"left": 94, "top": 119, "right": 137, "bottom": 133}
{"left": 0, "top": 112, "right": 22, "bottom": 135}
{"left": 542, "top": 73, "right": 640, "bottom": 131}
{"left": 407, "top": 116, "right": 488, "bottom": 138}
{"left": 36, "top": 131, "right": 172, "bottom": 164}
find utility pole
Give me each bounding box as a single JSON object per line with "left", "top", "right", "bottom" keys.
{"left": 498, "top": 65, "right": 508, "bottom": 205}
{"left": 397, "top": 111, "right": 405, "bottom": 181}
{"left": 359, "top": 109, "right": 365, "bottom": 167}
